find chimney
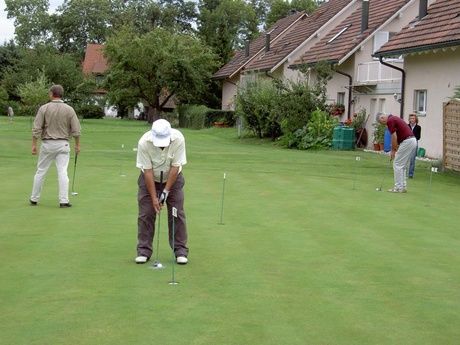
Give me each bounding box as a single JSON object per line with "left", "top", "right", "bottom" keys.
{"left": 361, "top": 0, "right": 369, "bottom": 33}
{"left": 244, "top": 40, "right": 250, "bottom": 57}
{"left": 419, "top": 0, "right": 428, "bottom": 20}
{"left": 265, "top": 33, "right": 270, "bottom": 52}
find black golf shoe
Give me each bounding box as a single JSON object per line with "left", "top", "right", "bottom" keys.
{"left": 59, "top": 203, "right": 72, "bottom": 208}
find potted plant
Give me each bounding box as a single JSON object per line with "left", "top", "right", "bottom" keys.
{"left": 372, "top": 122, "right": 386, "bottom": 151}
{"left": 351, "top": 109, "right": 368, "bottom": 148}
{"left": 328, "top": 103, "right": 345, "bottom": 116}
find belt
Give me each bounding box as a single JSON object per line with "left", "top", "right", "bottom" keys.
{"left": 43, "top": 138, "right": 68, "bottom": 141}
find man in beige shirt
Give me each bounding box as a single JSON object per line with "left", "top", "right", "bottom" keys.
{"left": 135, "top": 119, "right": 189, "bottom": 265}
{"left": 30, "top": 85, "right": 81, "bottom": 207}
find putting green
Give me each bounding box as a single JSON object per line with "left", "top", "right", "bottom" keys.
{"left": 1, "top": 117, "right": 459, "bottom": 345}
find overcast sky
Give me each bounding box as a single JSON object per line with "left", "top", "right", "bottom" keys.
{"left": 0, "top": 0, "right": 63, "bottom": 44}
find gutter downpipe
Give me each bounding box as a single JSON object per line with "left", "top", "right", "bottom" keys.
{"left": 335, "top": 69, "right": 353, "bottom": 120}
{"left": 379, "top": 56, "right": 405, "bottom": 118}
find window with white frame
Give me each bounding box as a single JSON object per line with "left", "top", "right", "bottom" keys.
{"left": 337, "top": 92, "right": 345, "bottom": 105}
{"left": 414, "top": 90, "right": 427, "bottom": 116}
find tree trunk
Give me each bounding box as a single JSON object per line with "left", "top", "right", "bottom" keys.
{"left": 146, "top": 106, "right": 160, "bottom": 124}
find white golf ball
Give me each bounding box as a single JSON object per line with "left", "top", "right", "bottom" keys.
{"left": 157, "top": 263, "right": 163, "bottom": 268}
{"left": 376, "top": 188, "right": 379, "bottom": 191}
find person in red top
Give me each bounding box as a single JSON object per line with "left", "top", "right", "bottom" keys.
{"left": 377, "top": 113, "right": 417, "bottom": 193}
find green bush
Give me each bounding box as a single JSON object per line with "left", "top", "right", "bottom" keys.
{"left": 283, "top": 109, "right": 338, "bottom": 150}
{"left": 276, "top": 79, "right": 325, "bottom": 136}
{"left": 178, "top": 105, "right": 235, "bottom": 129}
{"left": 178, "top": 105, "right": 209, "bottom": 129}
{"left": 235, "top": 79, "right": 281, "bottom": 139}
{"left": 204, "top": 109, "right": 235, "bottom": 127}
{"left": 76, "top": 104, "right": 105, "bottom": 119}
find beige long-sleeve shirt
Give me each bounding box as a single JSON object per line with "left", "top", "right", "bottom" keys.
{"left": 32, "top": 100, "right": 81, "bottom": 140}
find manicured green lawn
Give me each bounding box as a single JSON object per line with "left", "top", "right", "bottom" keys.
{"left": 1, "top": 116, "right": 459, "bottom": 345}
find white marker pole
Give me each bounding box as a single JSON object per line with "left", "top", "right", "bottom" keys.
{"left": 169, "top": 207, "right": 179, "bottom": 285}
{"left": 218, "top": 173, "right": 227, "bottom": 225}
{"left": 120, "top": 144, "right": 126, "bottom": 177}
{"left": 353, "top": 156, "right": 360, "bottom": 190}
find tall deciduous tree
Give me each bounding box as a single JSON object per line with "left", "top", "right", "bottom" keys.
{"left": 5, "top": 0, "right": 51, "bottom": 47}
{"left": 52, "top": 0, "right": 114, "bottom": 56}
{"left": 266, "top": 0, "right": 317, "bottom": 28}
{"left": 104, "top": 27, "right": 218, "bottom": 122}
{"left": 198, "top": 0, "right": 258, "bottom": 65}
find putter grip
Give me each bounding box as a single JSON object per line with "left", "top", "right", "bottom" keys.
{"left": 158, "top": 171, "right": 164, "bottom": 199}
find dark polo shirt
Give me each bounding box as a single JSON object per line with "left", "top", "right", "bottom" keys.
{"left": 387, "top": 115, "right": 414, "bottom": 144}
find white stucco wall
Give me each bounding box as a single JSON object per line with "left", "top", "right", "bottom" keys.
{"left": 221, "top": 76, "right": 239, "bottom": 110}
{"left": 404, "top": 48, "right": 460, "bottom": 158}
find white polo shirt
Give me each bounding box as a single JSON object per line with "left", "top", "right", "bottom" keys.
{"left": 136, "top": 128, "right": 187, "bottom": 182}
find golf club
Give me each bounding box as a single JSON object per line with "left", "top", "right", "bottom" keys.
{"left": 71, "top": 153, "right": 78, "bottom": 196}
{"left": 376, "top": 158, "right": 392, "bottom": 191}
{"left": 152, "top": 171, "right": 165, "bottom": 270}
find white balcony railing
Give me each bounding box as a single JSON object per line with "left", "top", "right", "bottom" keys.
{"left": 356, "top": 61, "right": 403, "bottom": 84}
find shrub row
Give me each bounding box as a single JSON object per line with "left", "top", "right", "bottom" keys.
{"left": 177, "top": 105, "right": 235, "bottom": 129}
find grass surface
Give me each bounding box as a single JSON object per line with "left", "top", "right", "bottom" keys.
{"left": 1, "top": 117, "right": 459, "bottom": 345}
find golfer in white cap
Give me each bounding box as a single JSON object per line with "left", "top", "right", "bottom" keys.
{"left": 135, "top": 119, "right": 189, "bottom": 264}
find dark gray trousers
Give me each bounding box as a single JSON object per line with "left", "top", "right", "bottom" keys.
{"left": 137, "top": 173, "right": 188, "bottom": 258}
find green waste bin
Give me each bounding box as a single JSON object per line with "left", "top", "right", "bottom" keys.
{"left": 332, "top": 126, "right": 355, "bottom": 150}
{"left": 417, "top": 147, "right": 426, "bottom": 157}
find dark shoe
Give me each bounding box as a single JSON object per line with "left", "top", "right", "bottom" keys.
{"left": 408, "top": 175, "right": 413, "bottom": 179}
{"left": 59, "top": 203, "right": 72, "bottom": 208}
{"left": 29, "top": 200, "right": 37, "bottom": 206}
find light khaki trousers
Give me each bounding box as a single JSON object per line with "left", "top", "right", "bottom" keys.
{"left": 31, "top": 140, "right": 70, "bottom": 203}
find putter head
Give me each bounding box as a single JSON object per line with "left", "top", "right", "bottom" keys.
{"left": 376, "top": 187, "right": 382, "bottom": 191}
{"left": 151, "top": 261, "right": 165, "bottom": 269}
{"left": 71, "top": 192, "right": 78, "bottom": 196}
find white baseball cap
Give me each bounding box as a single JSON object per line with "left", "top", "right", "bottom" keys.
{"left": 151, "top": 119, "right": 171, "bottom": 147}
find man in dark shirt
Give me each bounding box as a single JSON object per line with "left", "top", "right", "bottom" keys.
{"left": 377, "top": 113, "right": 417, "bottom": 193}
{"left": 408, "top": 114, "right": 421, "bottom": 178}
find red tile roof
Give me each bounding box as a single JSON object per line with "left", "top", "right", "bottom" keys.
{"left": 292, "top": 0, "right": 410, "bottom": 66}
{"left": 82, "top": 44, "right": 108, "bottom": 75}
{"left": 212, "top": 11, "right": 305, "bottom": 80}
{"left": 376, "top": 0, "right": 460, "bottom": 57}
{"left": 245, "top": 0, "right": 354, "bottom": 72}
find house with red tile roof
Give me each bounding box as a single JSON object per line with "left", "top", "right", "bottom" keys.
{"left": 289, "top": 0, "right": 435, "bottom": 149}
{"left": 213, "top": 0, "right": 357, "bottom": 110}
{"left": 82, "top": 43, "right": 108, "bottom": 76}
{"left": 374, "top": 0, "right": 460, "bottom": 159}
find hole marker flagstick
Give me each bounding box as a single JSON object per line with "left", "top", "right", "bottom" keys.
{"left": 152, "top": 171, "right": 165, "bottom": 270}
{"left": 218, "top": 172, "right": 227, "bottom": 225}
{"left": 427, "top": 165, "right": 438, "bottom": 206}
{"left": 169, "top": 207, "right": 179, "bottom": 285}
{"left": 119, "top": 144, "right": 126, "bottom": 177}
{"left": 353, "top": 156, "right": 361, "bottom": 190}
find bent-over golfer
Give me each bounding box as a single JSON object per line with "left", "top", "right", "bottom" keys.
{"left": 30, "top": 85, "right": 81, "bottom": 207}
{"left": 377, "top": 113, "right": 417, "bottom": 193}
{"left": 135, "top": 119, "right": 189, "bottom": 265}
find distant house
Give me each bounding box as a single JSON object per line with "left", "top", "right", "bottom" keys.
{"left": 289, "top": 0, "right": 435, "bottom": 149}
{"left": 213, "top": 0, "right": 356, "bottom": 110}
{"left": 82, "top": 43, "right": 108, "bottom": 95}
{"left": 375, "top": 0, "right": 460, "bottom": 158}
{"left": 213, "top": 11, "right": 306, "bottom": 110}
